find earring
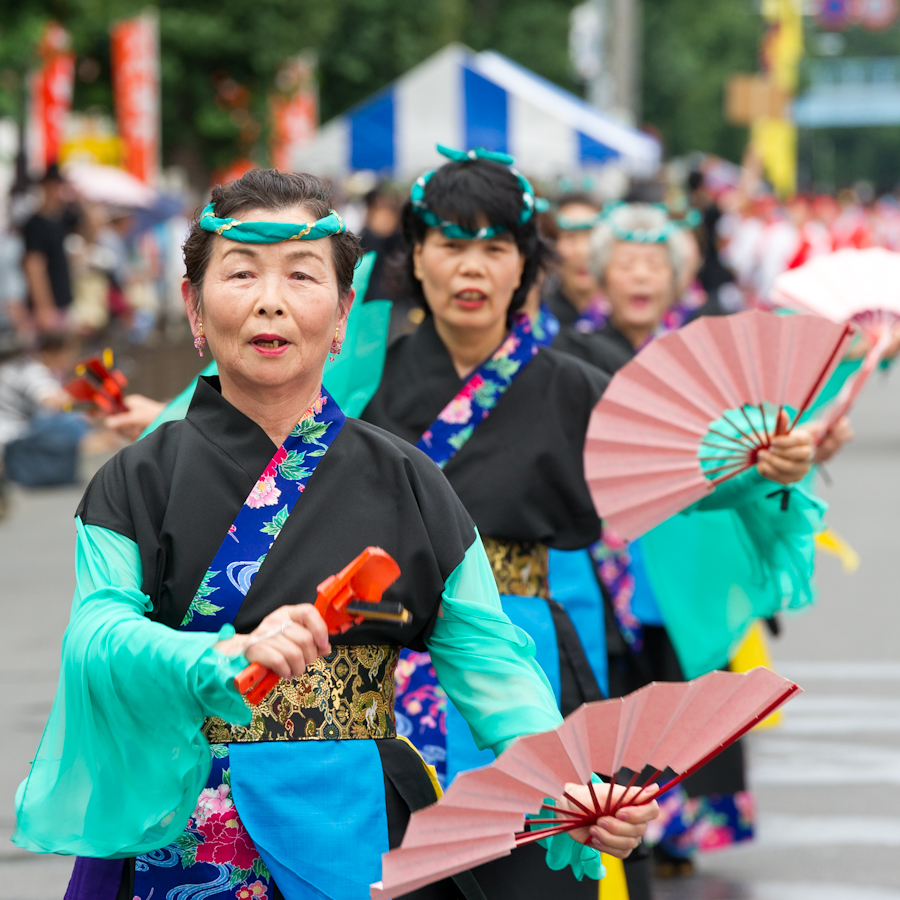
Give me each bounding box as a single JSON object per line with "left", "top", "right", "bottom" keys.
{"left": 329, "top": 327, "right": 342, "bottom": 362}
{"left": 194, "top": 321, "right": 206, "bottom": 357}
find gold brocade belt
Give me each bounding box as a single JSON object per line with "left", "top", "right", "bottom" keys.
{"left": 203, "top": 644, "right": 398, "bottom": 743}
{"left": 480, "top": 537, "right": 551, "bottom": 600}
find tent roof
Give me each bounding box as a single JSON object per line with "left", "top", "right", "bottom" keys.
{"left": 294, "top": 44, "right": 660, "bottom": 181}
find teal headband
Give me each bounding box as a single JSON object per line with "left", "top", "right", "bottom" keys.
{"left": 199, "top": 203, "right": 346, "bottom": 243}
{"left": 602, "top": 203, "right": 701, "bottom": 244}
{"left": 410, "top": 144, "right": 536, "bottom": 240}
{"left": 556, "top": 211, "right": 605, "bottom": 232}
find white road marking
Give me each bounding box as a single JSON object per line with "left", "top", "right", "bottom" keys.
{"left": 774, "top": 695, "right": 900, "bottom": 735}
{"left": 750, "top": 737, "right": 900, "bottom": 785}
{"left": 777, "top": 661, "right": 900, "bottom": 681}
{"left": 756, "top": 813, "right": 900, "bottom": 847}
{"left": 751, "top": 883, "right": 900, "bottom": 900}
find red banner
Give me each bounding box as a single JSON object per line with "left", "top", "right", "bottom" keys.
{"left": 270, "top": 56, "right": 318, "bottom": 172}
{"left": 28, "top": 22, "right": 74, "bottom": 175}
{"left": 110, "top": 12, "right": 160, "bottom": 185}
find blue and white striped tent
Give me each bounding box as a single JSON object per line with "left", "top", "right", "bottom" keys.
{"left": 294, "top": 44, "right": 661, "bottom": 182}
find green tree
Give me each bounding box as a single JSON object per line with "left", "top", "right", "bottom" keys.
{"left": 642, "top": 0, "right": 761, "bottom": 161}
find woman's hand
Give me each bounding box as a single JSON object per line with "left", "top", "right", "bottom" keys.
{"left": 104, "top": 394, "right": 166, "bottom": 441}
{"left": 215, "top": 604, "right": 332, "bottom": 678}
{"left": 811, "top": 415, "right": 854, "bottom": 464}
{"left": 556, "top": 782, "right": 659, "bottom": 858}
{"left": 756, "top": 410, "right": 813, "bottom": 485}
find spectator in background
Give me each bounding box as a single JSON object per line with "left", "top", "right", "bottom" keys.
{"left": 359, "top": 183, "right": 415, "bottom": 338}
{"left": 22, "top": 164, "right": 81, "bottom": 334}
{"left": 687, "top": 170, "right": 734, "bottom": 297}
{"left": 0, "top": 332, "right": 90, "bottom": 493}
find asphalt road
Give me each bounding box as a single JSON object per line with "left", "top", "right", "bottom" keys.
{"left": 1, "top": 373, "right": 898, "bottom": 900}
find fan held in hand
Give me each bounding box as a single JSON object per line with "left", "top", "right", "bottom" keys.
{"left": 370, "top": 667, "right": 799, "bottom": 900}
{"left": 771, "top": 247, "right": 900, "bottom": 438}
{"left": 583, "top": 309, "right": 852, "bottom": 541}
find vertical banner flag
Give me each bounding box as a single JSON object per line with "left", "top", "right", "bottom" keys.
{"left": 110, "top": 10, "right": 160, "bottom": 185}
{"left": 28, "top": 22, "right": 75, "bottom": 175}
{"left": 270, "top": 54, "right": 318, "bottom": 172}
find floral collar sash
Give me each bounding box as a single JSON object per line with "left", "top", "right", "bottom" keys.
{"left": 416, "top": 312, "right": 539, "bottom": 469}
{"left": 532, "top": 303, "right": 560, "bottom": 347}
{"left": 180, "top": 388, "right": 346, "bottom": 631}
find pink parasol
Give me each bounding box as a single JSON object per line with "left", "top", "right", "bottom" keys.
{"left": 583, "top": 309, "right": 852, "bottom": 541}
{"left": 370, "top": 668, "right": 799, "bottom": 900}
{"left": 771, "top": 248, "right": 900, "bottom": 437}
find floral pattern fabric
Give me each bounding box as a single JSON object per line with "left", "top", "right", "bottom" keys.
{"left": 134, "top": 389, "right": 346, "bottom": 898}
{"left": 181, "top": 390, "right": 345, "bottom": 631}
{"left": 395, "top": 315, "right": 541, "bottom": 787}
{"left": 415, "top": 311, "right": 539, "bottom": 470}
{"left": 395, "top": 651, "right": 448, "bottom": 787}
{"left": 532, "top": 303, "right": 560, "bottom": 347}
{"left": 645, "top": 786, "right": 755, "bottom": 858}
{"left": 133, "top": 746, "right": 273, "bottom": 900}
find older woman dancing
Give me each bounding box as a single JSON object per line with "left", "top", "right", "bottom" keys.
{"left": 14, "top": 170, "right": 657, "bottom": 900}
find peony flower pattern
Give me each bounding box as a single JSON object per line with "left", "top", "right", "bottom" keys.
{"left": 194, "top": 810, "right": 259, "bottom": 870}
{"left": 193, "top": 783, "right": 233, "bottom": 826}
{"left": 415, "top": 312, "right": 539, "bottom": 471}
{"left": 134, "top": 750, "right": 273, "bottom": 900}
{"left": 439, "top": 395, "right": 473, "bottom": 425}
{"left": 245, "top": 474, "right": 281, "bottom": 509}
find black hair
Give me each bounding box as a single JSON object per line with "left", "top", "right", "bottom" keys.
{"left": 396, "top": 158, "right": 552, "bottom": 320}
{"left": 183, "top": 169, "right": 362, "bottom": 311}
{"left": 555, "top": 191, "right": 600, "bottom": 211}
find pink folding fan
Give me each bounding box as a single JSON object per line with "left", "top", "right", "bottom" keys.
{"left": 583, "top": 309, "right": 852, "bottom": 541}
{"left": 772, "top": 248, "right": 900, "bottom": 435}
{"left": 370, "top": 668, "right": 799, "bottom": 900}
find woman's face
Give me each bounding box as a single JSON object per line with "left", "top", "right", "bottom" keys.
{"left": 413, "top": 229, "right": 525, "bottom": 333}
{"left": 603, "top": 241, "right": 676, "bottom": 338}
{"left": 184, "top": 204, "right": 349, "bottom": 393}
{"left": 555, "top": 203, "right": 601, "bottom": 299}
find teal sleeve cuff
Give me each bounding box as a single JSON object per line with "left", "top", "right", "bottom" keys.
{"left": 13, "top": 519, "right": 250, "bottom": 858}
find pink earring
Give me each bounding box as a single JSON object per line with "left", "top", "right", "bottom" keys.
{"left": 194, "top": 322, "right": 206, "bottom": 357}
{"left": 329, "top": 327, "right": 342, "bottom": 362}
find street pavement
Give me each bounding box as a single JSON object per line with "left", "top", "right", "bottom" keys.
{"left": 1, "top": 374, "right": 898, "bottom": 900}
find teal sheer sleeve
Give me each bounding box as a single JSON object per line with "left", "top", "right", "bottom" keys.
{"left": 426, "top": 534, "right": 562, "bottom": 755}
{"left": 13, "top": 519, "right": 250, "bottom": 858}
{"left": 140, "top": 361, "right": 216, "bottom": 438}
{"left": 426, "top": 532, "right": 603, "bottom": 882}
{"left": 693, "top": 466, "right": 783, "bottom": 512}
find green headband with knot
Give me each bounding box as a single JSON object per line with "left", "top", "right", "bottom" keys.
{"left": 556, "top": 211, "right": 605, "bottom": 232}
{"left": 410, "top": 144, "right": 536, "bottom": 240}
{"left": 594, "top": 203, "right": 701, "bottom": 244}
{"left": 199, "top": 202, "right": 346, "bottom": 243}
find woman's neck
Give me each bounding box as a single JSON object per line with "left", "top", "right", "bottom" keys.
{"left": 219, "top": 369, "right": 322, "bottom": 448}
{"left": 610, "top": 316, "right": 656, "bottom": 350}
{"left": 561, "top": 279, "right": 597, "bottom": 313}
{"left": 434, "top": 316, "right": 509, "bottom": 379}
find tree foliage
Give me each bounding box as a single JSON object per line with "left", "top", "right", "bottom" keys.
{"left": 0, "top": 0, "right": 797, "bottom": 177}
{"left": 642, "top": 0, "right": 761, "bottom": 161}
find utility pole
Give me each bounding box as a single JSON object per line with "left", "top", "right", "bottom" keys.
{"left": 572, "top": 0, "right": 641, "bottom": 124}
{"left": 610, "top": 0, "right": 641, "bottom": 125}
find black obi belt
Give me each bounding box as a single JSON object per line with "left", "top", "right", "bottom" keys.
{"left": 203, "top": 644, "right": 399, "bottom": 743}
{"left": 481, "top": 537, "right": 551, "bottom": 600}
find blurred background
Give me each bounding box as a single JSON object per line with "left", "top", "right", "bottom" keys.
{"left": 1, "top": 2, "right": 900, "bottom": 899}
